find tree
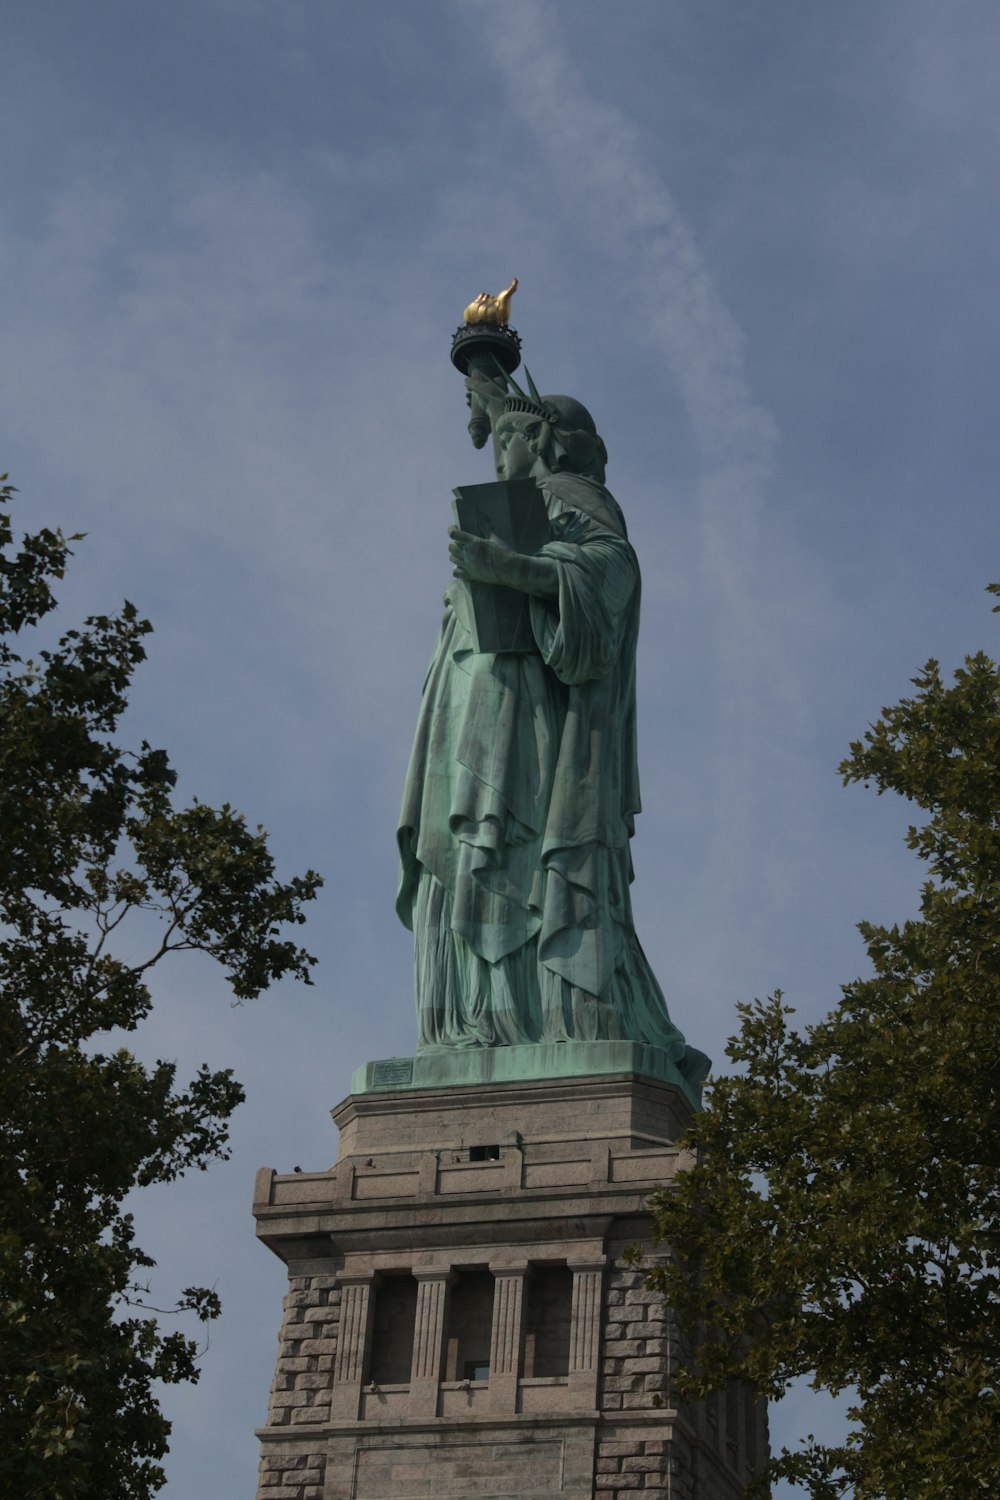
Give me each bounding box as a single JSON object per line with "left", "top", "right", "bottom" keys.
{"left": 647, "top": 587, "right": 1000, "bottom": 1499}
{"left": 0, "top": 479, "right": 322, "bottom": 1498}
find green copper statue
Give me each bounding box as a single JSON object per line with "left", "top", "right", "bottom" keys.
{"left": 396, "top": 292, "right": 708, "bottom": 1091}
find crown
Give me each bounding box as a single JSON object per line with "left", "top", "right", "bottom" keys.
{"left": 481, "top": 359, "right": 559, "bottom": 424}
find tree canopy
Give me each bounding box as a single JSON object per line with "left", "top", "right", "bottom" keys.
{"left": 648, "top": 587, "right": 1000, "bottom": 1499}
{"left": 0, "top": 479, "right": 322, "bottom": 1498}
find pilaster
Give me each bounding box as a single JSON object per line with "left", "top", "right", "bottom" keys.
{"left": 568, "top": 1257, "right": 605, "bottom": 1405}
{"left": 409, "top": 1270, "right": 452, "bottom": 1416}
{"left": 329, "top": 1271, "right": 376, "bottom": 1420}
{"left": 487, "top": 1264, "right": 528, "bottom": 1413}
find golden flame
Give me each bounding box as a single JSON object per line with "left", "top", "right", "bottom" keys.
{"left": 463, "top": 277, "right": 518, "bottom": 326}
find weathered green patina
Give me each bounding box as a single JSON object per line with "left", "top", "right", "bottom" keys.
{"left": 392, "top": 338, "right": 709, "bottom": 1101}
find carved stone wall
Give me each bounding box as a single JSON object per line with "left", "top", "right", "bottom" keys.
{"left": 257, "top": 1273, "right": 341, "bottom": 1495}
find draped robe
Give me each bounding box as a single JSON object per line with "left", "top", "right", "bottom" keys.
{"left": 397, "top": 471, "right": 708, "bottom": 1087}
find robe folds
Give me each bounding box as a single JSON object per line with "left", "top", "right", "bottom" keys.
{"left": 397, "top": 471, "right": 708, "bottom": 1085}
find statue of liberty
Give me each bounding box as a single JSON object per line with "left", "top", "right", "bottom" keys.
{"left": 396, "top": 286, "right": 708, "bottom": 1092}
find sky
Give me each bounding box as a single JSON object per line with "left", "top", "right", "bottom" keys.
{"left": 4, "top": 0, "right": 1000, "bottom": 1492}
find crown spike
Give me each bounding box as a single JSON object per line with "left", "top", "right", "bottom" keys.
{"left": 524, "top": 367, "right": 543, "bottom": 405}
{"left": 485, "top": 355, "right": 512, "bottom": 390}
{"left": 497, "top": 361, "right": 529, "bottom": 402}
{"left": 475, "top": 362, "right": 512, "bottom": 400}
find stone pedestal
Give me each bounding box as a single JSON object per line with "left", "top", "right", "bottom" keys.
{"left": 253, "top": 1071, "right": 767, "bottom": 1500}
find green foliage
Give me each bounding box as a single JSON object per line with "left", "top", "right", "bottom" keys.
{"left": 648, "top": 590, "right": 1000, "bottom": 1498}
{"left": 0, "top": 479, "right": 322, "bottom": 1498}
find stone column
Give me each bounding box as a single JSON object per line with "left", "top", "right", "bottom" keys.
{"left": 488, "top": 1265, "right": 528, "bottom": 1413}
{"left": 409, "top": 1271, "right": 452, "bottom": 1416}
{"left": 329, "top": 1271, "right": 377, "bottom": 1419}
{"left": 567, "top": 1258, "right": 605, "bottom": 1405}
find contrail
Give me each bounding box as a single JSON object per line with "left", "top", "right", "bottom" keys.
{"left": 465, "top": 0, "right": 815, "bottom": 932}
{"left": 476, "top": 1, "right": 778, "bottom": 472}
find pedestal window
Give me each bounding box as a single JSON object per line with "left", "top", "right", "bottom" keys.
{"left": 523, "top": 1265, "right": 573, "bottom": 1378}
{"left": 443, "top": 1267, "right": 494, "bottom": 1382}
{"left": 369, "top": 1273, "right": 418, "bottom": 1385}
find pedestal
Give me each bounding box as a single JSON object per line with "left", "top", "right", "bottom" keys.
{"left": 252, "top": 1071, "right": 767, "bottom": 1499}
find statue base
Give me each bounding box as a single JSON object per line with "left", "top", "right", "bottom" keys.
{"left": 351, "top": 1039, "right": 703, "bottom": 1111}
{"left": 252, "top": 1067, "right": 765, "bottom": 1499}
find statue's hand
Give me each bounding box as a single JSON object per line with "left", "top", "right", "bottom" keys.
{"left": 448, "top": 526, "right": 513, "bottom": 586}
{"left": 448, "top": 526, "right": 559, "bottom": 600}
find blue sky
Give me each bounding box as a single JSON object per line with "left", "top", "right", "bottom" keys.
{"left": 4, "top": 1, "right": 1000, "bottom": 1492}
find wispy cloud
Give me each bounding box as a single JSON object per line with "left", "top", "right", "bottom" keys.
{"left": 474, "top": 1, "right": 776, "bottom": 466}
{"left": 466, "top": 0, "right": 827, "bottom": 958}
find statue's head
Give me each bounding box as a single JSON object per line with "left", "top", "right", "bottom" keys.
{"left": 539, "top": 395, "right": 608, "bottom": 484}
{"left": 493, "top": 391, "right": 608, "bottom": 485}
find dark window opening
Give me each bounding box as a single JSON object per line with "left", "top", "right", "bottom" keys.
{"left": 522, "top": 1264, "right": 573, "bottom": 1378}
{"left": 369, "top": 1273, "right": 418, "bottom": 1385}
{"left": 444, "top": 1267, "right": 494, "bottom": 1382}
{"left": 468, "top": 1144, "right": 501, "bottom": 1161}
